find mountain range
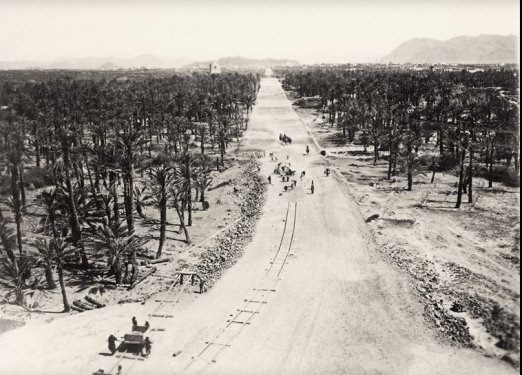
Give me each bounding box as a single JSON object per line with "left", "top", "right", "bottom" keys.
{"left": 185, "top": 56, "right": 300, "bottom": 69}
{"left": 0, "top": 55, "right": 300, "bottom": 70}
{"left": 0, "top": 54, "right": 195, "bottom": 70}
{"left": 382, "top": 34, "right": 518, "bottom": 64}
{"left": 1, "top": 34, "right": 516, "bottom": 69}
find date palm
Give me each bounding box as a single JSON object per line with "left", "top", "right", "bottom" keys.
{"left": 84, "top": 221, "right": 145, "bottom": 284}
{"left": 147, "top": 155, "right": 176, "bottom": 258}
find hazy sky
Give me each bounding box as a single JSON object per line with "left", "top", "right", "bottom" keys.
{"left": 0, "top": 0, "right": 519, "bottom": 64}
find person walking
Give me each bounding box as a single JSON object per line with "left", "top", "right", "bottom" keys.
{"left": 268, "top": 175, "right": 272, "bottom": 184}
{"left": 144, "top": 337, "right": 152, "bottom": 356}
{"left": 310, "top": 180, "right": 315, "bottom": 194}
{"left": 300, "top": 171, "right": 305, "bottom": 180}
{"left": 108, "top": 334, "right": 118, "bottom": 355}
{"left": 132, "top": 317, "right": 137, "bottom": 327}
{"left": 306, "top": 145, "right": 309, "bottom": 155}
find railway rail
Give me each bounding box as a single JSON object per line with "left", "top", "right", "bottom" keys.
{"left": 184, "top": 201, "right": 298, "bottom": 371}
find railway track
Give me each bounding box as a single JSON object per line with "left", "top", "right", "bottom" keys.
{"left": 102, "top": 274, "right": 188, "bottom": 375}
{"left": 184, "top": 201, "right": 298, "bottom": 371}
{"left": 98, "top": 200, "right": 298, "bottom": 375}
{"left": 96, "top": 217, "right": 249, "bottom": 375}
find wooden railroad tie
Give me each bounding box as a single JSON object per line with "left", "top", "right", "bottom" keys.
{"left": 205, "top": 342, "right": 231, "bottom": 347}
{"left": 114, "top": 355, "right": 145, "bottom": 361}
{"left": 153, "top": 275, "right": 178, "bottom": 280}
{"left": 252, "top": 288, "right": 276, "bottom": 292}
{"left": 236, "top": 309, "right": 260, "bottom": 314}
{"left": 229, "top": 320, "right": 251, "bottom": 325}
{"left": 149, "top": 314, "right": 174, "bottom": 318}
{"left": 244, "top": 299, "right": 267, "bottom": 304}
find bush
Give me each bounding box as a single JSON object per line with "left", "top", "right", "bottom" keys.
{"left": 24, "top": 167, "right": 53, "bottom": 189}
{"left": 0, "top": 166, "right": 53, "bottom": 194}
{"left": 475, "top": 166, "right": 520, "bottom": 187}
{"left": 294, "top": 97, "right": 322, "bottom": 109}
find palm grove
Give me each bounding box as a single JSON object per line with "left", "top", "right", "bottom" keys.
{"left": 0, "top": 71, "right": 260, "bottom": 311}
{"left": 278, "top": 67, "right": 519, "bottom": 206}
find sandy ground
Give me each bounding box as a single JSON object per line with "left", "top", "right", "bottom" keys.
{"left": 292, "top": 100, "right": 520, "bottom": 367}
{"left": 0, "top": 77, "right": 516, "bottom": 375}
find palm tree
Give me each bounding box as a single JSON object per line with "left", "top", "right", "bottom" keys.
{"left": 133, "top": 186, "right": 150, "bottom": 219}
{"left": 34, "top": 238, "right": 57, "bottom": 289}
{"left": 37, "top": 188, "right": 61, "bottom": 238}
{"left": 54, "top": 127, "right": 87, "bottom": 267}
{"left": 51, "top": 236, "right": 72, "bottom": 311}
{"left": 1, "top": 114, "right": 25, "bottom": 255}
{"left": 194, "top": 155, "right": 213, "bottom": 204}
{"left": 114, "top": 124, "right": 147, "bottom": 233}
{"left": 85, "top": 221, "right": 145, "bottom": 284}
{"left": 147, "top": 155, "right": 176, "bottom": 258}
{"left": 0, "top": 255, "right": 33, "bottom": 306}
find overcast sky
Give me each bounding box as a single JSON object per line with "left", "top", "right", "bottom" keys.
{"left": 0, "top": 0, "right": 519, "bottom": 64}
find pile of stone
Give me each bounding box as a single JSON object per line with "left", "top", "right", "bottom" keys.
{"left": 196, "top": 160, "right": 266, "bottom": 287}
{"left": 70, "top": 296, "right": 106, "bottom": 313}
{"left": 423, "top": 296, "right": 474, "bottom": 347}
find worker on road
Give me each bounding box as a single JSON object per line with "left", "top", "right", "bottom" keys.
{"left": 144, "top": 337, "right": 152, "bottom": 356}
{"left": 311, "top": 180, "right": 315, "bottom": 194}
{"left": 300, "top": 171, "right": 305, "bottom": 180}
{"left": 132, "top": 317, "right": 137, "bottom": 327}
{"left": 306, "top": 145, "right": 310, "bottom": 155}
{"left": 268, "top": 175, "right": 272, "bottom": 184}
{"left": 108, "top": 334, "right": 118, "bottom": 355}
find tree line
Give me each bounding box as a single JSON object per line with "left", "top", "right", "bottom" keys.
{"left": 277, "top": 66, "right": 519, "bottom": 206}
{"left": 0, "top": 71, "right": 260, "bottom": 310}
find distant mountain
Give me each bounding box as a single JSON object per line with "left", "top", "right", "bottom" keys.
{"left": 382, "top": 35, "right": 518, "bottom": 64}
{"left": 0, "top": 55, "right": 195, "bottom": 70}
{"left": 98, "top": 61, "right": 122, "bottom": 70}
{"left": 185, "top": 56, "right": 301, "bottom": 68}
{"left": 0, "top": 60, "right": 40, "bottom": 69}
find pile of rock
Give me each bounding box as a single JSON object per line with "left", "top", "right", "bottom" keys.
{"left": 196, "top": 160, "right": 266, "bottom": 287}
{"left": 424, "top": 297, "right": 474, "bottom": 347}
{"left": 70, "top": 296, "right": 106, "bottom": 313}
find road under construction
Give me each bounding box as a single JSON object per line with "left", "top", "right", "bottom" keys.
{"left": 0, "top": 75, "right": 515, "bottom": 375}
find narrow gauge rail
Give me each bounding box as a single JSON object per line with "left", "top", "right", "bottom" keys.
{"left": 185, "top": 201, "right": 298, "bottom": 370}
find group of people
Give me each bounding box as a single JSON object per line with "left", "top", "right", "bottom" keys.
{"left": 107, "top": 317, "right": 152, "bottom": 357}
{"left": 279, "top": 133, "right": 292, "bottom": 145}
{"left": 267, "top": 154, "right": 315, "bottom": 195}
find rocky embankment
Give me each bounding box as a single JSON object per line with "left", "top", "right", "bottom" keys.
{"left": 196, "top": 157, "right": 266, "bottom": 286}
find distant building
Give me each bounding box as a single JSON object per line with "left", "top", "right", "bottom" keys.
{"left": 468, "top": 68, "right": 485, "bottom": 73}
{"left": 210, "top": 62, "right": 221, "bottom": 75}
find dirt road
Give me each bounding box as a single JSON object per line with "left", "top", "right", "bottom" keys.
{"left": 0, "top": 77, "right": 515, "bottom": 375}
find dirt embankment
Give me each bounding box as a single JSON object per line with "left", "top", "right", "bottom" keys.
{"left": 196, "top": 157, "right": 266, "bottom": 286}
{"left": 292, "top": 102, "right": 520, "bottom": 368}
